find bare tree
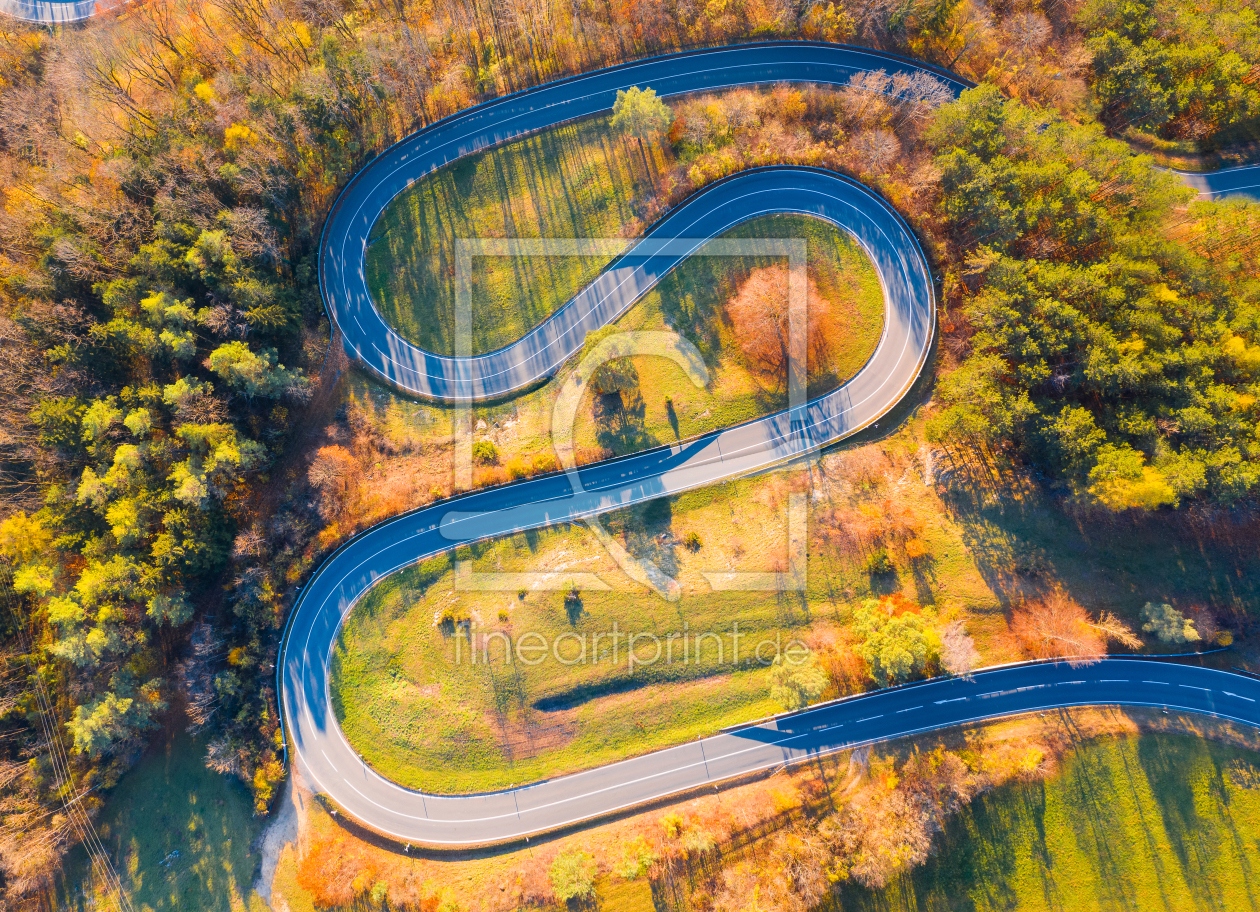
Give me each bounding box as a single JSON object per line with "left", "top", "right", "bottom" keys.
{"left": 849, "top": 128, "right": 900, "bottom": 173}
{"left": 940, "top": 619, "right": 980, "bottom": 676}
{"left": 1011, "top": 591, "right": 1139, "bottom": 665}
{"left": 725, "top": 265, "right": 832, "bottom": 380}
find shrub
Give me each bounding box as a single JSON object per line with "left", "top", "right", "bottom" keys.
{"left": 1141, "top": 601, "right": 1200, "bottom": 644}
{"left": 865, "top": 547, "right": 894, "bottom": 575}
{"left": 438, "top": 604, "right": 469, "bottom": 633}
{"left": 474, "top": 466, "right": 507, "bottom": 487}
{"left": 531, "top": 452, "right": 559, "bottom": 474}
{"left": 506, "top": 458, "right": 528, "bottom": 480}
{"left": 904, "top": 538, "right": 929, "bottom": 561}
{"left": 472, "top": 439, "right": 499, "bottom": 464}
{"left": 615, "top": 836, "right": 659, "bottom": 880}
{"left": 549, "top": 849, "right": 596, "bottom": 903}
{"left": 563, "top": 584, "right": 583, "bottom": 623}
{"left": 662, "top": 812, "right": 685, "bottom": 839}
{"left": 682, "top": 530, "right": 702, "bottom": 551}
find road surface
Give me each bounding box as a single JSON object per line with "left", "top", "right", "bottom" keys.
{"left": 291, "top": 655, "right": 1259, "bottom": 845}
{"left": 282, "top": 42, "right": 1260, "bottom": 846}
{"left": 1175, "top": 164, "right": 1260, "bottom": 201}
{"left": 0, "top": 0, "right": 126, "bottom": 21}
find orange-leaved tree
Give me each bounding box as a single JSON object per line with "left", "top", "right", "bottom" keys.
{"left": 725, "top": 265, "right": 832, "bottom": 381}
{"left": 1010, "top": 591, "right": 1139, "bottom": 666}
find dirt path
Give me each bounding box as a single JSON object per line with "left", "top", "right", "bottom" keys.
{"left": 253, "top": 765, "right": 312, "bottom": 908}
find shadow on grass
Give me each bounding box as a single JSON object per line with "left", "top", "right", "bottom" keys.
{"left": 933, "top": 451, "right": 1260, "bottom": 626}
{"left": 57, "top": 724, "right": 261, "bottom": 912}
{"left": 839, "top": 732, "right": 1260, "bottom": 912}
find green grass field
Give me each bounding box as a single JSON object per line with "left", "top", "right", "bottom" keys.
{"left": 844, "top": 733, "right": 1260, "bottom": 911}
{"left": 330, "top": 469, "right": 817, "bottom": 793}
{"left": 57, "top": 727, "right": 264, "bottom": 912}
{"left": 365, "top": 113, "right": 665, "bottom": 355}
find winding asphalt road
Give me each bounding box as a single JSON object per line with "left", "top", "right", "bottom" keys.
{"left": 1176, "top": 164, "right": 1260, "bottom": 200}
{"left": 319, "top": 42, "right": 969, "bottom": 399}
{"left": 291, "top": 658, "right": 1260, "bottom": 845}
{"left": 281, "top": 42, "right": 1260, "bottom": 846}
{"left": 0, "top": 0, "right": 125, "bottom": 22}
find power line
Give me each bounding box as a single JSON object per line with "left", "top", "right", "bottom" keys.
{"left": 0, "top": 570, "right": 133, "bottom": 912}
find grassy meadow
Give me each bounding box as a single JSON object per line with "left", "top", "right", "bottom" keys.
{"left": 330, "top": 468, "right": 813, "bottom": 794}
{"left": 846, "top": 733, "right": 1260, "bottom": 911}
{"left": 57, "top": 727, "right": 265, "bottom": 912}
{"left": 364, "top": 113, "right": 664, "bottom": 356}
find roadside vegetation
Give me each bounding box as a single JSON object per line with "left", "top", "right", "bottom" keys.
{"left": 928, "top": 88, "right": 1260, "bottom": 510}
{"left": 264, "top": 711, "right": 1260, "bottom": 912}
{"left": 1080, "top": 0, "right": 1260, "bottom": 162}
{"left": 331, "top": 408, "right": 1253, "bottom": 793}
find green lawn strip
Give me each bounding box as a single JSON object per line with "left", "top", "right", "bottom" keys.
{"left": 57, "top": 727, "right": 264, "bottom": 912}
{"left": 329, "top": 557, "right": 791, "bottom": 793}
{"left": 364, "top": 114, "right": 660, "bottom": 355}
{"left": 843, "top": 733, "right": 1260, "bottom": 911}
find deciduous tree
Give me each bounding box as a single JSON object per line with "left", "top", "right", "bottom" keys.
{"left": 1011, "top": 591, "right": 1139, "bottom": 664}
{"left": 612, "top": 86, "right": 672, "bottom": 181}
{"left": 1141, "top": 602, "right": 1200, "bottom": 644}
